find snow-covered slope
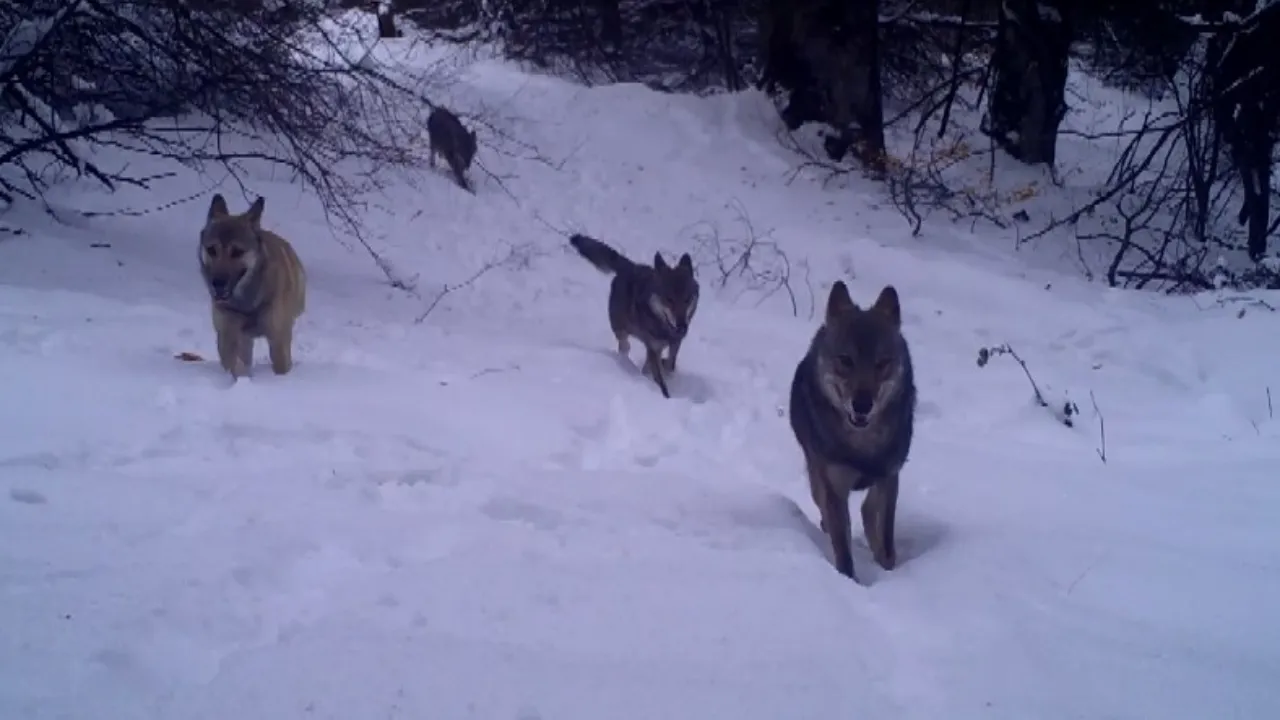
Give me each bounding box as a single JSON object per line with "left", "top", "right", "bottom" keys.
{"left": 2, "top": 36, "right": 1278, "bottom": 720}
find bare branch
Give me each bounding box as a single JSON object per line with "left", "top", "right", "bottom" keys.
{"left": 414, "top": 242, "right": 543, "bottom": 324}
{"left": 685, "top": 199, "right": 812, "bottom": 318}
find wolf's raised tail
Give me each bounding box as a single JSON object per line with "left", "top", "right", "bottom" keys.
{"left": 569, "top": 233, "right": 635, "bottom": 275}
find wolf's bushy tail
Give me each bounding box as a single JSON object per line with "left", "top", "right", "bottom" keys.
{"left": 569, "top": 233, "right": 634, "bottom": 275}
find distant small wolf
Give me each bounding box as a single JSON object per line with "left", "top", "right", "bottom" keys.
{"left": 427, "top": 105, "right": 478, "bottom": 193}
{"left": 789, "top": 281, "right": 916, "bottom": 583}
{"left": 199, "top": 194, "right": 307, "bottom": 379}
{"left": 569, "top": 233, "right": 700, "bottom": 399}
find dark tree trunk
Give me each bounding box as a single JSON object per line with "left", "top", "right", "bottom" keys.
{"left": 1210, "top": 3, "right": 1280, "bottom": 262}
{"left": 984, "top": 0, "right": 1072, "bottom": 167}
{"left": 377, "top": 5, "right": 399, "bottom": 38}
{"left": 756, "top": 0, "right": 788, "bottom": 93}
{"left": 845, "top": 0, "right": 886, "bottom": 172}
{"left": 597, "top": 0, "right": 623, "bottom": 47}
{"left": 712, "top": 3, "right": 743, "bottom": 92}
{"left": 758, "top": 0, "right": 826, "bottom": 128}
{"left": 757, "top": 0, "right": 886, "bottom": 171}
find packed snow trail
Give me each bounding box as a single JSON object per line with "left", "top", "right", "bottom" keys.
{"left": 3, "top": 277, "right": 1279, "bottom": 720}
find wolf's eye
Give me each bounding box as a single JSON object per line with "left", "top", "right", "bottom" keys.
{"left": 836, "top": 354, "right": 856, "bottom": 370}
{"left": 229, "top": 247, "right": 245, "bottom": 259}
{"left": 204, "top": 245, "right": 218, "bottom": 258}
{"left": 875, "top": 358, "right": 892, "bottom": 374}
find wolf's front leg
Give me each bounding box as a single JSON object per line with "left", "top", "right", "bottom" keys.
{"left": 662, "top": 337, "right": 683, "bottom": 373}
{"left": 816, "top": 466, "right": 856, "bottom": 582}
{"left": 863, "top": 474, "right": 899, "bottom": 570}
{"left": 643, "top": 346, "right": 671, "bottom": 398}
{"left": 221, "top": 333, "right": 249, "bottom": 378}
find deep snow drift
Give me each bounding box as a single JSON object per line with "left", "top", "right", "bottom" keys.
{"left": 2, "top": 33, "right": 1279, "bottom": 720}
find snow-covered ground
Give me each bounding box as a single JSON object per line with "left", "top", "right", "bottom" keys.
{"left": 2, "top": 33, "right": 1280, "bottom": 720}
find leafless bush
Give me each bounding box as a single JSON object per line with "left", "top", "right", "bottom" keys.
{"left": 778, "top": 120, "right": 1017, "bottom": 237}
{"left": 1028, "top": 73, "right": 1246, "bottom": 290}
{"left": 0, "top": 0, "right": 459, "bottom": 288}
{"left": 1020, "top": 8, "right": 1280, "bottom": 292}
{"left": 874, "top": 0, "right": 1002, "bottom": 193}
{"left": 879, "top": 0, "right": 997, "bottom": 112}
{"left": 685, "top": 199, "right": 813, "bottom": 318}
{"left": 406, "top": 0, "right": 760, "bottom": 93}
{"left": 885, "top": 128, "right": 1017, "bottom": 235}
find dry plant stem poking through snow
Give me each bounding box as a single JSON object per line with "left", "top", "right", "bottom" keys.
{"left": 977, "top": 343, "right": 1079, "bottom": 428}
{"left": 1089, "top": 390, "right": 1107, "bottom": 464}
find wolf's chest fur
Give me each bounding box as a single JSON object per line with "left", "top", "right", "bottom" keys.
{"left": 789, "top": 341, "right": 915, "bottom": 491}
{"left": 215, "top": 301, "right": 269, "bottom": 337}
{"left": 610, "top": 270, "right": 683, "bottom": 345}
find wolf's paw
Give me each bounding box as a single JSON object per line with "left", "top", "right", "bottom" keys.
{"left": 874, "top": 549, "right": 897, "bottom": 571}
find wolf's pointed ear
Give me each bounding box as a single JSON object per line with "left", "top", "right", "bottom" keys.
{"left": 654, "top": 252, "right": 668, "bottom": 270}
{"left": 207, "top": 194, "right": 229, "bottom": 222}
{"left": 872, "top": 285, "right": 901, "bottom": 327}
{"left": 246, "top": 197, "right": 266, "bottom": 227}
{"left": 826, "top": 281, "right": 856, "bottom": 321}
{"left": 677, "top": 253, "right": 694, "bottom": 275}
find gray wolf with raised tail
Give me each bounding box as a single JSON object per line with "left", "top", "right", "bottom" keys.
{"left": 427, "top": 105, "right": 478, "bottom": 193}
{"left": 199, "top": 194, "right": 307, "bottom": 379}
{"left": 569, "top": 233, "right": 700, "bottom": 399}
{"left": 789, "top": 281, "right": 916, "bottom": 583}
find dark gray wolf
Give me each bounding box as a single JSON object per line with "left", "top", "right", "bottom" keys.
{"left": 569, "top": 233, "right": 700, "bottom": 399}
{"left": 789, "top": 281, "right": 916, "bottom": 583}
{"left": 427, "top": 105, "right": 478, "bottom": 193}
{"left": 199, "top": 194, "right": 307, "bottom": 379}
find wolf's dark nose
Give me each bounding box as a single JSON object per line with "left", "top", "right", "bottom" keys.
{"left": 210, "top": 278, "right": 229, "bottom": 296}
{"left": 851, "top": 389, "right": 874, "bottom": 416}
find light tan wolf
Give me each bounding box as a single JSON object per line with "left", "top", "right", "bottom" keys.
{"left": 198, "top": 194, "right": 307, "bottom": 379}
{"left": 788, "top": 281, "right": 916, "bottom": 583}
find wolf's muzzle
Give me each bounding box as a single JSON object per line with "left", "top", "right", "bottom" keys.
{"left": 209, "top": 270, "right": 245, "bottom": 301}
{"left": 851, "top": 388, "right": 875, "bottom": 426}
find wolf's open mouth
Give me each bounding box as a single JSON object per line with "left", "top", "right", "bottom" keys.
{"left": 211, "top": 271, "right": 246, "bottom": 301}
